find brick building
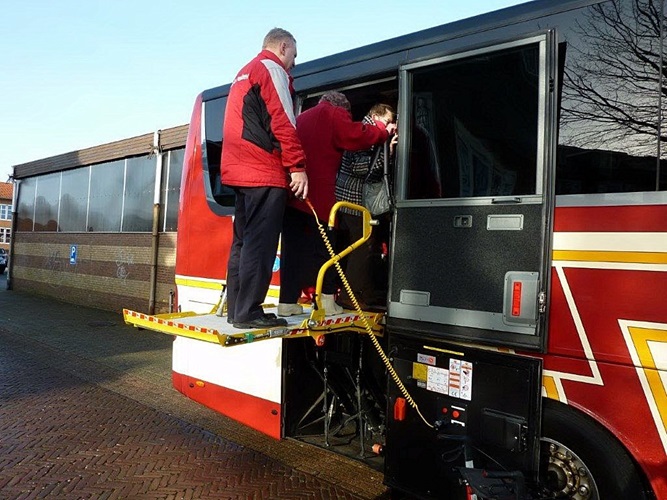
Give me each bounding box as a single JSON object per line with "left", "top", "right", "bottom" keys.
{"left": 10, "top": 125, "right": 187, "bottom": 314}
{"left": 0, "top": 182, "right": 12, "bottom": 255}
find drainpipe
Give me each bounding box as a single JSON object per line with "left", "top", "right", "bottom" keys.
{"left": 148, "top": 130, "right": 163, "bottom": 314}
{"left": 6, "top": 177, "right": 19, "bottom": 290}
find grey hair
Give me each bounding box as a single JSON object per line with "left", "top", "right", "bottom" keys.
{"left": 319, "top": 91, "right": 351, "bottom": 112}
{"left": 262, "top": 28, "right": 296, "bottom": 49}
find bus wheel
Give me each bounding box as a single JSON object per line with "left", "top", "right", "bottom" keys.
{"left": 540, "top": 399, "right": 651, "bottom": 499}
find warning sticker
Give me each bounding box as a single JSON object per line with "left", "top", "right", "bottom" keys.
{"left": 417, "top": 353, "right": 437, "bottom": 366}
{"left": 460, "top": 361, "right": 473, "bottom": 400}
{"left": 422, "top": 358, "right": 474, "bottom": 400}
{"left": 412, "top": 362, "right": 428, "bottom": 382}
{"left": 448, "top": 358, "right": 461, "bottom": 398}
{"left": 426, "top": 365, "right": 449, "bottom": 395}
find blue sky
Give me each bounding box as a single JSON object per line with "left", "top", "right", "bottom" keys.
{"left": 0, "top": 0, "right": 528, "bottom": 181}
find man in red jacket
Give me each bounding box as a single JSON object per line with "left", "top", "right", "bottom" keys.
{"left": 278, "top": 91, "right": 396, "bottom": 317}
{"left": 221, "top": 28, "right": 308, "bottom": 329}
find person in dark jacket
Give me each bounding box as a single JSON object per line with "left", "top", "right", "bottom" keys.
{"left": 221, "top": 27, "right": 308, "bottom": 329}
{"left": 335, "top": 103, "right": 397, "bottom": 310}
{"left": 278, "top": 91, "right": 395, "bottom": 317}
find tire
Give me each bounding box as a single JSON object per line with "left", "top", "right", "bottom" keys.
{"left": 540, "top": 399, "right": 653, "bottom": 499}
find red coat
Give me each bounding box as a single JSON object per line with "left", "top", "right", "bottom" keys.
{"left": 221, "top": 50, "right": 306, "bottom": 189}
{"left": 291, "top": 101, "right": 388, "bottom": 219}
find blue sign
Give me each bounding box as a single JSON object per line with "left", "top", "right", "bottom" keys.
{"left": 70, "top": 245, "right": 77, "bottom": 264}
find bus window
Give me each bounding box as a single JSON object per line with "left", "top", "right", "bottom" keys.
{"left": 202, "top": 96, "right": 236, "bottom": 210}
{"left": 406, "top": 44, "right": 540, "bottom": 200}
{"left": 556, "top": 0, "right": 664, "bottom": 194}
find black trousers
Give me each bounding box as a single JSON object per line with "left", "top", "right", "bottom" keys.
{"left": 337, "top": 211, "right": 390, "bottom": 308}
{"left": 226, "top": 186, "right": 287, "bottom": 323}
{"left": 279, "top": 206, "right": 338, "bottom": 304}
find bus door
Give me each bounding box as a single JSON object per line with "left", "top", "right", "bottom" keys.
{"left": 389, "top": 32, "right": 557, "bottom": 350}
{"left": 383, "top": 33, "right": 557, "bottom": 497}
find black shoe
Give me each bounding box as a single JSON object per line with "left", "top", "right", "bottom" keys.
{"left": 233, "top": 314, "right": 287, "bottom": 329}
{"left": 227, "top": 312, "right": 275, "bottom": 324}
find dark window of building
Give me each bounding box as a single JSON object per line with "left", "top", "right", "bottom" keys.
{"left": 59, "top": 167, "right": 89, "bottom": 232}
{"left": 162, "top": 148, "right": 184, "bottom": 232}
{"left": 406, "top": 43, "right": 540, "bottom": 199}
{"left": 88, "top": 160, "right": 124, "bottom": 232}
{"left": 16, "top": 177, "right": 36, "bottom": 231}
{"left": 34, "top": 172, "right": 60, "bottom": 231}
{"left": 122, "top": 155, "right": 155, "bottom": 232}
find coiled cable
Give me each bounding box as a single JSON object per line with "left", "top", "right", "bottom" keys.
{"left": 305, "top": 198, "right": 434, "bottom": 429}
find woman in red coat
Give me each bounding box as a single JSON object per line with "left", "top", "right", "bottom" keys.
{"left": 279, "top": 91, "right": 395, "bottom": 317}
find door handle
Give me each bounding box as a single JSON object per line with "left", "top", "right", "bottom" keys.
{"left": 491, "top": 197, "right": 522, "bottom": 204}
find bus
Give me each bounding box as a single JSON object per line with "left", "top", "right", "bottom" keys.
{"left": 125, "top": 0, "right": 667, "bottom": 498}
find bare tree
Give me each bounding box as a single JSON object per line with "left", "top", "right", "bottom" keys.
{"left": 559, "top": 0, "right": 664, "bottom": 157}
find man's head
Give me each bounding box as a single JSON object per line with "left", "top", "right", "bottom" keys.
{"left": 263, "top": 28, "right": 297, "bottom": 71}
{"left": 319, "top": 91, "right": 351, "bottom": 113}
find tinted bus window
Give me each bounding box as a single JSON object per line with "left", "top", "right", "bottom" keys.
{"left": 406, "top": 43, "right": 540, "bottom": 199}
{"left": 556, "top": 0, "right": 664, "bottom": 194}
{"left": 203, "top": 97, "right": 235, "bottom": 209}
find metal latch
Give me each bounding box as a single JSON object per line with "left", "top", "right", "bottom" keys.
{"left": 538, "top": 291, "right": 546, "bottom": 313}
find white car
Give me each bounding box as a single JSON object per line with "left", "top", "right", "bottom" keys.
{"left": 0, "top": 249, "right": 7, "bottom": 274}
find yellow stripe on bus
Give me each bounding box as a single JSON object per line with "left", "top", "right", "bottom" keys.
{"left": 175, "top": 277, "right": 224, "bottom": 290}
{"left": 175, "top": 277, "right": 280, "bottom": 297}
{"left": 542, "top": 375, "right": 561, "bottom": 401}
{"left": 628, "top": 327, "right": 667, "bottom": 432}
{"left": 553, "top": 250, "right": 667, "bottom": 264}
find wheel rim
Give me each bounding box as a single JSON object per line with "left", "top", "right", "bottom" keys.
{"left": 542, "top": 438, "right": 599, "bottom": 499}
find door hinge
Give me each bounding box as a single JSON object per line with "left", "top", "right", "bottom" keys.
{"left": 538, "top": 291, "right": 547, "bottom": 313}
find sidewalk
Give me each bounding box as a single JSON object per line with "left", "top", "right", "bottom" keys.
{"left": 0, "top": 274, "right": 390, "bottom": 499}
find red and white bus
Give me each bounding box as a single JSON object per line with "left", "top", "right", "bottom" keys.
{"left": 125, "top": 0, "right": 667, "bottom": 498}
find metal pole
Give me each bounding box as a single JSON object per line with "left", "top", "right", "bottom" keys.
{"left": 148, "top": 130, "right": 163, "bottom": 314}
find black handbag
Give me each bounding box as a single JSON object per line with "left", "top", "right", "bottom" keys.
{"left": 362, "top": 143, "right": 392, "bottom": 216}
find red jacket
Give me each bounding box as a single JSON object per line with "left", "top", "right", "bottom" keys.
{"left": 221, "top": 50, "right": 306, "bottom": 188}
{"left": 291, "top": 101, "right": 389, "bottom": 219}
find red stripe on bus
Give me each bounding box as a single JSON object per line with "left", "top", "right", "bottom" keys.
{"left": 555, "top": 205, "right": 667, "bottom": 232}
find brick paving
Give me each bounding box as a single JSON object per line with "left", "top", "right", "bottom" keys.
{"left": 0, "top": 274, "right": 390, "bottom": 500}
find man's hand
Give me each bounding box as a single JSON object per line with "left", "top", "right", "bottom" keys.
{"left": 386, "top": 123, "right": 397, "bottom": 135}
{"left": 289, "top": 171, "right": 308, "bottom": 199}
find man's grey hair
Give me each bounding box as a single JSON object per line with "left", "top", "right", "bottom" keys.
{"left": 262, "top": 28, "right": 296, "bottom": 49}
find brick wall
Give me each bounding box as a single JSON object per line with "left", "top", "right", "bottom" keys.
{"left": 10, "top": 232, "right": 177, "bottom": 314}
{"left": 0, "top": 182, "right": 12, "bottom": 254}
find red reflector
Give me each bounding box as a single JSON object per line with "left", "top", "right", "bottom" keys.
{"left": 394, "top": 397, "right": 407, "bottom": 421}
{"left": 512, "top": 281, "right": 522, "bottom": 316}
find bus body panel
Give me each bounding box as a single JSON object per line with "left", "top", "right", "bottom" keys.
{"left": 164, "top": 0, "right": 666, "bottom": 496}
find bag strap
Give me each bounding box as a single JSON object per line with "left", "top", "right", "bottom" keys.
{"left": 381, "top": 141, "right": 394, "bottom": 208}
{"left": 363, "top": 146, "right": 383, "bottom": 183}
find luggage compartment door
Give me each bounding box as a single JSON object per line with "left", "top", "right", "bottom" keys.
{"left": 390, "top": 32, "right": 556, "bottom": 350}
